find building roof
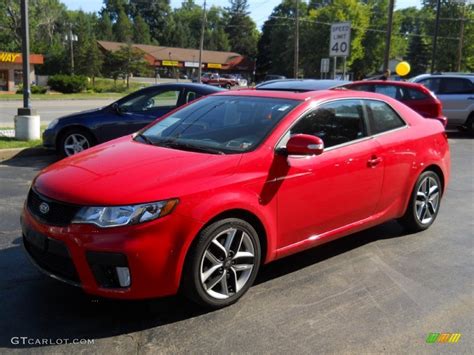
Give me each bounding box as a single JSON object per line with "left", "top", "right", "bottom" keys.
{"left": 97, "top": 41, "right": 244, "bottom": 65}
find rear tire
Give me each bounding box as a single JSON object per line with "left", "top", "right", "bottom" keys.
{"left": 399, "top": 171, "right": 442, "bottom": 233}
{"left": 182, "top": 218, "right": 261, "bottom": 309}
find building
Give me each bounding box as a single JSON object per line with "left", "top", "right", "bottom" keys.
{"left": 97, "top": 41, "right": 254, "bottom": 79}
{"left": 0, "top": 52, "right": 44, "bottom": 92}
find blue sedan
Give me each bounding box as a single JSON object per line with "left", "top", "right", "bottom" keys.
{"left": 43, "top": 83, "right": 224, "bottom": 156}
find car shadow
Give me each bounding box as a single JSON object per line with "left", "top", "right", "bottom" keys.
{"left": 446, "top": 129, "right": 473, "bottom": 140}
{"left": 0, "top": 152, "right": 58, "bottom": 168}
{"left": 0, "top": 219, "right": 409, "bottom": 349}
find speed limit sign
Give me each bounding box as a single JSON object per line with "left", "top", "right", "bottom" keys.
{"left": 329, "top": 22, "right": 351, "bottom": 57}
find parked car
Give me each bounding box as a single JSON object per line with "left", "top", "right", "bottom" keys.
{"left": 340, "top": 80, "right": 447, "bottom": 127}
{"left": 410, "top": 73, "right": 474, "bottom": 130}
{"left": 201, "top": 73, "right": 238, "bottom": 89}
{"left": 23, "top": 89, "right": 450, "bottom": 309}
{"left": 43, "top": 83, "right": 224, "bottom": 157}
{"left": 256, "top": 79, "right": 350, "bottom": 91}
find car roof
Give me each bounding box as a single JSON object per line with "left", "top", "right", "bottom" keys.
{"left": 214, "top": 89, "right": 400, "bottom": 103}
{"left": 344, "top": 80, "right": 428, "bottom": 90}
{"left": 256, "top": 79, "right": 351, "bottom": 92}
{"left": 411, "top": 73, "right": 474, "bottom": 82}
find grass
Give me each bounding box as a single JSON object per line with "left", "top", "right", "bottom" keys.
{"left": 0, "top": 137, "right": 42, "bottom": 149}
{"left": 0, "top": 92, "right": 127, "bottom": 101}
{"left": 0, "top": 125, "right": 46, "bottom": 149}
{"left": 0, "top": 77, "right": 153, "bottom": 101}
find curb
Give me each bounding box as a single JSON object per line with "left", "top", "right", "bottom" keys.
{"left": 0, "top": 147, "right": 54, "bottom": 162}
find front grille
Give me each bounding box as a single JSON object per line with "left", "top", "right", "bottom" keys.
{"left": 27, "top": 189, "right": 80, "bottom": 226}
{"left": 23, "top": 233, "right": 80, "bottom": 284}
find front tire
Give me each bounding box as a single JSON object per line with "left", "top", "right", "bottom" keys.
{"left": 399, "top": 171, "right": 442, "bottom": 233}
{"left": 58, "top": 129, "right": 94, "bottom": 157}
{"left": 182, "top": 218, "right": 261, "bottom": 309}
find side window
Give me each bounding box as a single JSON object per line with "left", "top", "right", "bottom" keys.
{"left": 119, "top": 90, "right": 180, "bottom": 112}
{"left": 347, "top": 84, "right": 374, "bottom": 92}
{"left": 366, "top": 100, "right": 406, "bottom": 134}
{"left": 147, "top": 90, "right": 180, "bottom": 108}
{"left": 419, "top": 78, "right": 440, "bottom": 94}
{"left": 186, "top": 91, "right": 198, "bottom": 103}
{"left": 374, "top": 85, "right": 402, "bottom": 100}
{"left": 439, "top": 78, "right": 474, "bottom": 94}
{"left": 286, "top": 100, "right": 367, "bottom": 148}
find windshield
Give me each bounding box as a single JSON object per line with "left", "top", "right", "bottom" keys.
{"left": 137, "top": 95, "right": 301, "bottom": 154}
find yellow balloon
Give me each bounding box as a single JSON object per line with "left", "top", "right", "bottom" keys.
{"left": 396, "top": 61, "right": 411, "bottom": 76}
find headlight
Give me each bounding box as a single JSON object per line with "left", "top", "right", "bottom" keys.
{"left": 47, "top": 119, "right": 59, "bottom": 130}
{"left": 72, "top": 199, "right": 179, "bottom": 228}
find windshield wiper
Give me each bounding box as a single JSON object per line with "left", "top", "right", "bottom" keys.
{"left": 158, "top": 140, "right": 225, "bottom": 155}
{"left": 135, "top": 133, "right": 154, "bottom": 145}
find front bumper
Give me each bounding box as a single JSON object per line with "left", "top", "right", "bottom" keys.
{"left": 21, "top": 205, "right": 204, "bottom": 299}
{"left": 42, "top": 129, "right": 56, "bottom": 150}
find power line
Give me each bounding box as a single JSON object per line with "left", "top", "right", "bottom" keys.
{"left": 270, "top": 16, "right": 461, "bottom": 40}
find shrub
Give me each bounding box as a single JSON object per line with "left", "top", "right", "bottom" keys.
{"left": 48, "top": 74, "right": 87, "bottom": 93}
{"left": 15, "top": 85, "right": 47, "bottom": 94}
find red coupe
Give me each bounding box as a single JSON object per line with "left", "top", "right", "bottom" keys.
{"left": 341, "top": 80, "right": 448, "bottom": 127}
{"left": 22, "top": 89, "right": 450, "bottom": 308}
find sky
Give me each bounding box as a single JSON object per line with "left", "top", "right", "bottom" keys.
{"left": 61, "top": 0, "right": 422, "bottom": 29}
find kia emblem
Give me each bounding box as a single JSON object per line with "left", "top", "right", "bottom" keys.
{"left": 39, "top": 202, "right": 50, "bottom": 214}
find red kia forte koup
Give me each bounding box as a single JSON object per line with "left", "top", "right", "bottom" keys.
{"left": 21, "top": 90, "right": 450, "bottom": 308}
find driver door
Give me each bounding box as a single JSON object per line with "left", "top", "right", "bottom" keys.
{"left": 274, "top": 99, "right": 384, "bottom": 249}
{"left": 99, "top": 88, "right": 183, "bottom": 141}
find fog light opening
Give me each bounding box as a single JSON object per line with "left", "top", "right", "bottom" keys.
{"left": 116, "top": 267, "right": 130, "bottom": 287}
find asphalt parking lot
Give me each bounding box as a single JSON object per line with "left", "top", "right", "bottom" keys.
{"left": 0, "top": 132, "right": 472, "bottom": 354}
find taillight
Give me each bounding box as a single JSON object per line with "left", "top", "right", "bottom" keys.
{"left": 435, "top": 100, "right": 443, "bottom": 118}
{"left": 435, "top": 116, "right": 448, "bottom": 128}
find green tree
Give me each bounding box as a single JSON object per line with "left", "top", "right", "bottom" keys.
{"left": 104, "top": 45, "right": 150, "bottom": 88}
{"left": 97, "top": 11, "right": 114, "bottom": 40}
{"left": 113, "top": 5, "right": 133, "bottom": 42}
{"left": 257, "top": 0, "right": 306, "bottom": 77}
{"left": 224, "top": 0, "right": 259, "bottom": 57}
{"left": 206, "top": 6, "right": 231, "bottom": 51}
{"left": 406, "top": 28, "right": 430, "bottom": 76}
{"left": 130, "top": 0, "right": 171, "bottom": 44}
{"left": 133, "top": 15, "right": 152, "bottom": 44}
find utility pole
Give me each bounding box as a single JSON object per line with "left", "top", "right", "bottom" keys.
{"left": 431, "top": 0, "right": 441, "bottom": 74}
{"left": 20, "top": 0, "right": 31, "bottom": 110}
{"left": 15, "top": 0, "right": 40, "bottom": 141}
{"left": 456, "top": 3, "right": 466, "bottom": 72}
{"left": 294, "top": 0, "right": 299, "bottom": 79}
{"left": 197, "top": 0, "right": 207, "bottom": 83}
{"left": 383, "top": 0, "right": 395, "bottom": 72}
{"left": 69, "top": 27, "right": 75, "bottom": 74}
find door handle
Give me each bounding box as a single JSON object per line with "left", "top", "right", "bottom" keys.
{"left": 367, "top": 155, "right": 382, "bottom": 167}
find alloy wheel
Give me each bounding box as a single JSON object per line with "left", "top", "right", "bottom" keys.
{"left": 64, "top": 133, "right": 90, "bottom": 156}
{"left": 199, "top": 227, "right": 255, "bottom": 300}
{"left": 415, "top": 176, "right": 440, "bottom": 225}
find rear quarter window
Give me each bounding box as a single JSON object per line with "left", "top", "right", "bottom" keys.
{"left": 440, "top": 78, "right": 474, "bottom": 94}
{"left": 365, "top": 100, "right": 406, "bottom": 135}
{"left": 405, "top": 88, "right": 430, "bottom": 100}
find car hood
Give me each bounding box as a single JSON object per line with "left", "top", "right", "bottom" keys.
{"left": 57, "top": 107, "right": 105, "bottom": 122}
{"left": 34, "top": 137, "right": 242, "bottom": 205}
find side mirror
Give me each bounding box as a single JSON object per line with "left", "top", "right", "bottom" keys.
{"left": 111, "top": 102, "right": 123, "bottom": 114}
{"left": 285, "top": 134, "right": 324, "bottom": 156}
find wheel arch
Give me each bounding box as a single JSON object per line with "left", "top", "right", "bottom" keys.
{"left": 56, "top": 125, "right": 98, "bottom": 151}
{"left": 423, "top": 164, "right": 445, "bottom": 193}
{"left": 401, "top": 163, "right": 446, "bottom": 217}
{"left": 184, "top": 208, "right": 268, "bottom": 272}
